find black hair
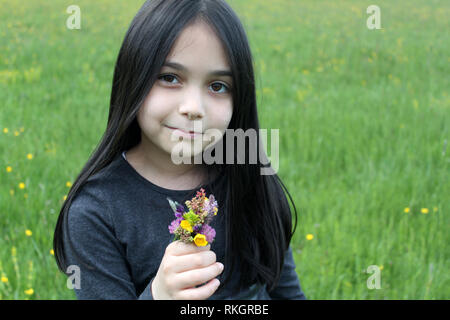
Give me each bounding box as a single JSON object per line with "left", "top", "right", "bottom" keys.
{"left": 53, "top": 0, "right": 298, "bottom": 294}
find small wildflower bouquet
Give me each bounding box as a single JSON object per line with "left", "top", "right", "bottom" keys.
{"left": 167, "top": 188, "right": 218, "bottom": 247}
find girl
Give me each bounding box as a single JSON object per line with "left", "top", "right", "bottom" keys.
{"left": 53, "top": 0, "right": 307, "bottom": 300}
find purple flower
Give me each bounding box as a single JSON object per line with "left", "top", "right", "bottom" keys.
{"left": 168, "top": 217, "right": 182, "bottom": 234}
{"left": 175, "top": 204, "right": 184, "bottom": 218}
{"left": 200, "top": 224, "right": 216, "bottom": 243}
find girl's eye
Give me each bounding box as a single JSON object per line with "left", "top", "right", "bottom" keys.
{"left": 158, "top": 74, "right": 230, "bottom": 94}
{"left": 210, "top": 82, "right": 230, "bottom": 94}
{"left": 158, "top": 74, "right": 179, "bottom": 84}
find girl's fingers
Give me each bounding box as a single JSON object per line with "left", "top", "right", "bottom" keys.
{"left": 176, "top": 262, "right": 224, "bottom": 290}
{"left": 168, "top": 240, "right": 211, "bottom": 256}
{"left": 176, "top": 278, "right": 221, "bottom": 300}
{"left": 172, "top": 250, "right": 217, "bottom": 273}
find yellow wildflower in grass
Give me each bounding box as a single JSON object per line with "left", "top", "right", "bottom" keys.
{"left": 262, "top": 87, "right": 274, "bottom": 95}
{"left": 421, "top": 208, "right": 429, "bottom": 214}
{"left": 25, "top": 229, "right": 32, "bottom": 237}
{"left": 19, "top": 182, "right": 25, "bottom": 189}
{"left": 50, "top": 249, "right": 54, "bottom": 255}
{"left": 24, "top": 66, "right": 42, "bottom": 83}
{"left": 306, "top": 234, "right": 314, "bottom": 240}
{"left": 24, "top": 288, "right": 34, "bottom": 295}
{"left": 6, "top": 166, "right": 12, "bottom": 172}
{"left": 404, "top": 207, "right": 410, "bottom": 213}
{"left": 63, "top": 195, "right": 67, "bottom": 201}
{"left": 14, "top": 130, "right": 20, "bottom": 136}
{"left": 3, "top": 128, "right": 8, "bottom": 133}
{"left": 180, "top": 220, "right": 193, "bottom": 233}
{"left": 379, "top": 265, "right": 384, "bottom": 271}
{"left": 66, "top": 181, "right": 72, "bottom": 187}
{"left": 193, "top": 234, "right": 208, "bottom": 247}
{"left": 1, "top": 276, "right": 8, "bottom": 283}
{"left": 27, "top": 153, "right": 33, "bottom": 160}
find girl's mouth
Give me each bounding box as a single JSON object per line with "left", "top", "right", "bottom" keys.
{"left": 165, "top": 125, "right": 201, "bottom": 139}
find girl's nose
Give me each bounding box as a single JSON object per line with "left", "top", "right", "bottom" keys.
{"left": 178, "top": 89, "right": 205, "bottom": 120}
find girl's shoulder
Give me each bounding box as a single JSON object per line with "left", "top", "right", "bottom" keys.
{"left": 71, "top": 154, "right": 125, "bottom": 212}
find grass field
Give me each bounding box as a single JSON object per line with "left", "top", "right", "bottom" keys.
{"left": 0, "top": 0, "right": 448, "bottom": 299}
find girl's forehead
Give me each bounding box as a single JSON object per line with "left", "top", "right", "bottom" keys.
{"left": 166, "top": 21, "right": 230, "bottom": 70}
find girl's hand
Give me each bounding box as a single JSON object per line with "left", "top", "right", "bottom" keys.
{"left": 151, "top": 240, "right": 224, "bottom": 300}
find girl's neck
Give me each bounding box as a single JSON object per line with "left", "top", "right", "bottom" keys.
{"left": 125, "top": 142, "right": 210, "bottom": 191}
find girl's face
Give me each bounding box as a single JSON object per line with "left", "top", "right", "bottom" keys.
{"left": 136, "top": 20, "right": 233, "bottom": 160}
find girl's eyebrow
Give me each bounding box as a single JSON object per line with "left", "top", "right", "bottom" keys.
{"left": 163, "top": 61, "right": 233, "bottom": 77}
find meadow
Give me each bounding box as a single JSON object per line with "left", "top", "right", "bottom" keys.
{"left": 0, "top": 0, "right": 448, "bottom": 299}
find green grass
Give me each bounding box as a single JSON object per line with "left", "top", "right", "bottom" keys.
{"left": 0, "top": 0, "right": 448, "bottom": 299}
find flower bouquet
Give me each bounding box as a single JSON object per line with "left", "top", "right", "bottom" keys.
{"left": 167, "top": 188, "right": 218, "bottom": 247}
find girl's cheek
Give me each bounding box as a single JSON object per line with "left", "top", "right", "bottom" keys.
{"left": 141, "top": 89, "right": 174, "bottom": 121}
{"left": 211, "top": 100, "right": 233, "bottom": 128}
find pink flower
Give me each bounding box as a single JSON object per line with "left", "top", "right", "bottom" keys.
{"left": 200, "top": 224, "right": 216, "bottom": 243}
{"left": 168, "top": 217, "right": 182, "bottom": 234}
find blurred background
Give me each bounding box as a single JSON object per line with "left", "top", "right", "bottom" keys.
{"left": 0, "top": 0, "right": 448, "bottom": 299}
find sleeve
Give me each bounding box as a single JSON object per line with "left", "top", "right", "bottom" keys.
{"left": 267, "top": 245, "right": 307, "bottom": 300}
{"left": 63, "top": 185, "right": 154, "bottom": 300}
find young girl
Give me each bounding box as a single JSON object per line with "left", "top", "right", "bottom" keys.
{"left": 53, "top": 0, "right": 307, "bottom": 300}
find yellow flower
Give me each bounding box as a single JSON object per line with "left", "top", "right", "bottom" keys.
{"left": 14, "top": 131, "right": 19, "bottom": 136}
{"left": 421, "top": 208, "right": 429, "bottom": 214}
{"left": 180, "top": 220, "right": 193, "bottom": 233}
{"left": 6, "top": 166, "right": 12, "bottom": 172}
{"left": 19, "top": 182, "right": 25, "bottom": 189}
{"left": 50, "top": 249, "right": 54, "bottom": 255}
{"left": 3, "top": 128, "right": 8, "bottom": 133}
{"left": 27, "top": 153, "right": 33, "bottom": 160}
{"left": 306, "top": 234, "right": 314, "bottom": 240}
{"left": 379, "top": 265, "right": 384, "bottom": 270}
{"left": 66, "top": 181, "right": 72, "bottom": 187}
{"left": 194, "top": 234, "right": 208, "bottom": 247}
{"left": 214, "top": 207, "right": 218, "bottom": 216}
{"left": 24, "top": 288, "right": 34, "bottom": 295}
{"left": 63, "top": 195, "right": 67, "bottom": 201}
{"left": 404, "top": 207, "right": 410, "bottom": 213}
{"left": 1, "top": 276, "right": 8, "bottom": 283}
{"left": 25, "top": 229, "right": 32, "bottom": 236}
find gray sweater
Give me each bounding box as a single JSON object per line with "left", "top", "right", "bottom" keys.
{"left": 62, "top": 151, "right": 307, "bottom": 299}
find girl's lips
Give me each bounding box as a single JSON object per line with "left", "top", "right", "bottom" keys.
{"left": 165, "top": 126, "right": 201, "bottom": 138}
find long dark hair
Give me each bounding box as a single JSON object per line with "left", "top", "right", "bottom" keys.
{"left": 53, "top": 0, "right": 298, "bottom": 293}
